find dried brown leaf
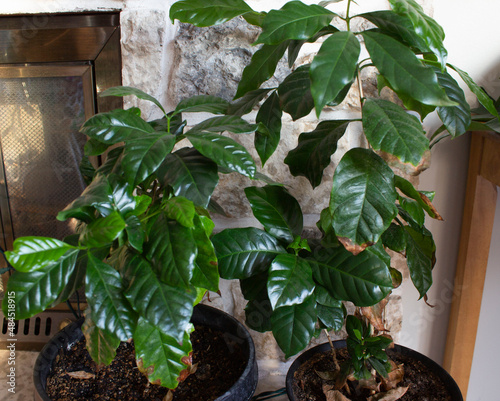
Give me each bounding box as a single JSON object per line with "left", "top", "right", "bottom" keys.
{"left": 338, "top": 237, "right": 371, "bottom": 255}
{"left": 367, "top": 386, "right": 409, "bottom": 401}
{"left": 316, "top": 369, "right": 338, "bottom": 381}
{"left": 65, "top": 370, "right": 95, "bottom": 380}
{"left": 323, "top": 384, "right": 352, "bottom": 401}
{"left": 163, "top": 390, "right": 174, "bottom": 401}
{"left": 381, "top": 361, "right": 405, "bottom": 391}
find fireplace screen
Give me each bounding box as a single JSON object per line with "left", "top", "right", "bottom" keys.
{"left": 0, "top": 65, "right": 94, "bottom": 245}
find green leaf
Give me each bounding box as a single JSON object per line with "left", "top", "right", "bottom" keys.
{"left": 448, "top": 63, "right": 499, "bottom": 120}
{"left": 433, "top": 68, "right": 471, "bottom": 138}
{"left": 399, "top": 196, "right": 425, "bottom": 227}
{"left": 394, "top": 175, "right": 441, "bottom": 220}
{"left": 159, "top": 148, "right": 219, "bottom": 208}
{"left": 134, "top": 317, "right": 193, "bottom": 389}
{"left": 82, "top": 310, "right": 121, "bottom": 366}
{"left": 311, "top": 246, "right": 393, "bottom": 306}
{"left": 314, "top": 285, "right": 342, "bottom": 308}
{"left": 164, "top": 197, "right": 196, "bottom": 228}
{"left": 245, "top": 185, "right": 303, "bottom": 243}
{"left": 174, "top": 95, "right": 229, "bottom": 115}
{"left": 125, "top": 215, "right": 144, "bottom": 252}
{"left": 235, "top": 41, "right": 289, "bottom": 99}
{"left": 186, "top": 131, "right": 256, "bottom": 178}
{"left": 255, "top": 2, "right": 336, "bottom": 45}
{"left": 212, "top": 227, "right": 286, "bottom": 279}
{"left": 330, "top": 148, "right": 398, "bottom": 254}
{"left": 362, "top": 98, "right": 429, "bottom": 168}
{"left": 278, "top": 65, "right": 314, "bottom": 121}
{"left": 310, "top": 31, "right": 360, "bottom": 116}
{"left": 109, "top": 175, "right": 136, "bottom": 217}
{"left": 245, "top": 298, "right": 273, "bottom": 333}
{"left": 85, "top": 253, "right": 136, "bottom": 340}
{"left": 187, "top": 115, "right": 258, "bottom": 135}
{"left": 267, "top": 254, "right": 315, "bottom": 310}
{"left": 144, "top": 214, "right": 197, "bottom": 289}
{"left": 381, "top": 223, "right": 406, "bottom": 253}
{"left": 2, "top": 249, "right": 78, "bottom": 320}
{"left": 362, "top": 31, "right": 453, "bottom": 107}
{"left": 361, "top": 11, "right": 430, "bottom": 53}
{"left": 288, "top": 26, "right": 340, "bottom": 68}
{"left": 271, "top": 295, "right": 317, "bottom": 358}
{"left": 49, "top": 249, "right": 88, "bottom": 307}
{"left": 389, "top": 0, "right": 447, "bottom": 69}
{"left": 169, "top": 0, "right": 253, "bottom": 27}
{"left": 100, "top": 86, "right": 166, "bottom": 114}
{"left": 285, "top": 120, "right": 349, "bottom": 188}
{"left": 96, "top": 146, "right": 124, "bottom": 177}
{"left": 84, "top": 138, "right": 109, "bottom": 156}
{"left": 81, "top": 108, "right": 154, "bottom": 144}
{"left": 190, "top": 220, "right": 219, "bottom": 292}
{"left": 58, "top": 174, "right": 113, "bottom": 222}
{"left": 79, "top": 211, "right": 127, "bottom": 248}
{"left": 317, "top": 303, "right": 345, "bottom": 332}
{"left": 405, "top": 226, "right": 434, "bottom": 298}
{"left": 227, "top": 89, "right": 272, "bottom": 117}
{"left": 255, "top": 91, "right": 282, "bottom": 165}
{"left": 6, "top": 237, "right": 77, "bottom": 273}
{"left": 122, "top": 254, "right": 197, "bottom": 342}
{"left": 122, "top": 132, "right": 175, "bottom": 186}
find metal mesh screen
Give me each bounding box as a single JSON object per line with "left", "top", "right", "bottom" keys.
{"left": 0, "top": 76, "right": 87, "bottom": 239}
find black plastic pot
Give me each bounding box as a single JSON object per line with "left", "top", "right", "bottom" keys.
{"left": 285, "top": 340, "right": 463, "bottom": 401}
{"left": 34, "top": 304, "right": 258, "bottom": 401}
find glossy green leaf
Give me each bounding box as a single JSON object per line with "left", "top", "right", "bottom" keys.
{"left": 285, "top": 120, "right": 349, "bottom": 188}
{"left": 235, "top": 41, "right": 289, "bottom": 99}
{"left": 2, "top": 249, "right": 78, "bottom": 320}
{"left": 245, "top": 298, "right": 273, "bottom": 333}
{"left": 227, "top": 88, "right": 272, "bottom": 117}
{"left": 267, "top": 254, "right": 315, "bottom": 310}
{"left": 278, "top": 65, "right": 314, "bottom": 121}
{"left": 122, "top": 254, "right": 196, "bottom": 342}
{"left": 310, "top": 31, "right": 360, "bottom": 116}
{"left": 288, "top": 26, "right": 340, "bottom": 68}
{"left": 96, "top": 147, "right": 124, "bottom": 177}
{"left": 85, "top": 253, "right": 135, "bottom": 341}
{"left": 100, "top": 86, "right": 166, "bottom": 114}
{"left": 79, "top": 211, "right": 127, "bottom": 248}
{"left": 144, "top": 214, "right": 197, "bottom": 289}
{"left": 255, "top": 2, "right": 335, "bottom": 45}
{"left": 187, "top": 115, "right": 258, "bottom": 135}
{"left": 174, "top": 95, "right": 229, "bottom": 115}
{"left": 330, "top": 148, "right": 398, "bottom": 254}
{"left": 122, "top": 132, "right": 175, "bottom": 186}
{"left": 169, "top": 0, "right": 253, "bottom": 27}
{"left": 5, "top": 237, "right": 77, "bottom": 273}
{"left": 394, "top": 175, "right": 441, "bottom": 219}
{"left": 434, "top": 68, "right": 471, "bottom": 138}
{"left": 109, "top": 175, "right": 136, "bottom": 217}
{"left": 448, "top": 63, "right": 499, "bottom": 120}
{"left": 245, "top": 185, "right": 303, "bottom": 243}
{"left": 255, "top": 91, "right": 282, "bottom": 165}
{"left": 314, "top": 285, "right": 342, "bottom": 308}
{"left": 317, "top": 303, "right": 344, "bottom": 332}
{"left": 405, "top": 226, "right": 434, "bottom": 299}
{"left": 134, "top": 317, "right": 193, "bottom": 389}
{"left": 361, "top": 11, "right": 430, "bottom": 52}
{"left": 186, "top": 131, "right": 256, "bottom": 178}
{"left": 311, "top": 245, "right": 393, "bottom": 306}
{"left": 212, "top": 227, "right": 286, "bottom": 279}
{"left": 190, "top": 215, "right": 219, "bottom": 292}
{"left": 150, "top": 113, "right": 186, "bottom": 136}
{"left": 389, "top": 0, "right": 447, "bottom": 69}
{"left": 362, "top": 31, "right": 453, "bottom": 107}
{"left": 399, "top": 196, "right": 425, "bottom": 227}
{"left": 159, "top": 148, "right": 219, "bottom": 208}
{"left": 271, "top": 295, "right": 317, "bottom": 358}
{"left": 84, "top": 138, "right": 109, "bottom": 156}
{"left": 81, "top": 109, "right": 154, "bottom": 144}
{"left": 57, "top": 174, "right": 113, "bottom": 222}
{"left": 362, "top": 98, "right": 429, "bottom": 168}
{"left": 381, "top": 223, "right": 406, "bottom": 253}
{"left": 125, "top": 215, "right": 144, "bottom": 252}
{"left": 82, "top": 310, "right": 121, "bottom": 366}
{"left": 164, "top": 196, "right": 196, "bottom": 228}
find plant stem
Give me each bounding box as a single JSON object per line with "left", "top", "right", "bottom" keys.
{"left": 323, "top": 329, "right": 340, "bottom": 371}
{"left": 346, "top": 0, "right": 353, "bottom": 31}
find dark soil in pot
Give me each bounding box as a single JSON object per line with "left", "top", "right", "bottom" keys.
{"left": 288, "top": 341, "right": 462, "bottom": 401}
{"left": 45, "top": 324, "right": 247, "bottom": 401}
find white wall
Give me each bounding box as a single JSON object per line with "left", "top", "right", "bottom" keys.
{"left": 399, "top": 0, "right": 500, "bottom": 369}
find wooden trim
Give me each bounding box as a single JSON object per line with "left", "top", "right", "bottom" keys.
{"left": 444, "top": 131, "right": 500, "bottom": 398}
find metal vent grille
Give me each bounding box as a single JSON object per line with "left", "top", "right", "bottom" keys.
{"left": 0, "top": 310, "right": 76, "bottom": 351}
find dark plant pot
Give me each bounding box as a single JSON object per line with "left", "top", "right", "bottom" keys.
{"left": 285, "top": 340, "right": 463, "bottom": 401}
{"left": 34, "top": 304, "right": 258, "bottom": 401}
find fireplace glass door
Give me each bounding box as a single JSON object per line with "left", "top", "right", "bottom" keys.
{"left": 0, "top": 64, "right": 94, "bottom": 248}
